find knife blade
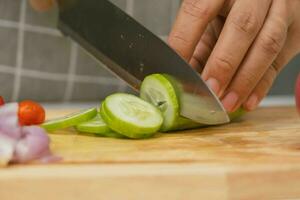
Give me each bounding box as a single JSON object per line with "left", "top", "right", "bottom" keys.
{"left": 57, "top": 0, "right": 230, "bottom": 124}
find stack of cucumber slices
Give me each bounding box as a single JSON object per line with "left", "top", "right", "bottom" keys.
{"left": 41, "top": 74, "right": 245, "bottom": 139}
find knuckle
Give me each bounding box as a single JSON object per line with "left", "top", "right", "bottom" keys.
{"left": 169, "top": 33, "right": 191, "bottom": 47}
{"left": 182, "top": 0, "right": 212, "bottom": 20}
{"left": 168, "top": 34, "right": 191, "bottom": 60}
{"left": 260, "top": 34, "right": 283, "bottom": 56}
{"left": 230, "top": 11, "right": 260, "bottom": 36}
{"left": 213, "top": 55, "right": 235, "bottom": 75}
{"left": 270, "top": 61, "right": 280, "bottom": 75}
{"left": 260, "top": 26, "right": 286, "bottom": 56}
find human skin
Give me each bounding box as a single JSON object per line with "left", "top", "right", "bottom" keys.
{"left": 30, "top": 0, "right": 300, "bottom": 112}
{"left": 169, "top": 0, "right": 300, "bottom": 112}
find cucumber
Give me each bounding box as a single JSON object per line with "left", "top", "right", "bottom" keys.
{"left": 140, "top": 74, "right": 180, "bottom": 132}
{"left": 140, "top": 74, "right": 246, "bottom": 132}
{"left": 140, "top": 74, "right": 201, "bottom": 131}
{"left": 229, "top": 108, "right": 246, "bottom": 121}
{"left": 100, "top": 93, "right": 163, "bottom": 139}
{"left": 41, "top": 108, "right": 97, "bottom": 132}
{"left": 75, "top": 115, "right": 124, "bottom": 138}
{"left": 171, "top": 108, "right": 246, "bottom": 131}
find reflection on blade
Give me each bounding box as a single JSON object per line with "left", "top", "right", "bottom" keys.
{"left": 162, "top": 74, "right": 229, "bottom": 124}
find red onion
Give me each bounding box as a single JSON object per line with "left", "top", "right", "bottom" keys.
{"left": 0, "top": 134, "right": 16, "bottom": 166}
{"left": 0, "top": 103, "right": 55, "bottom": 166}
{"left": 0, "top": 103, "right": 22, "bottom": 139}
{"left": 14, "top": 126, "right": 51, "bottom": 163}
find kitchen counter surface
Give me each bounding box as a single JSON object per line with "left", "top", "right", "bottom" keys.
{"left": 0, "top": 105, "right": 300, "bottom": 200}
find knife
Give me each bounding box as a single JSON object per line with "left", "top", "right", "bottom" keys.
{"left": 57, "top": 0, "right": 230, "bottom": 125}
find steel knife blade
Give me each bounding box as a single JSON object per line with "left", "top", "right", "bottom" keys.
{"left": 57, "top": 0, "right": 230, "bottom": 124}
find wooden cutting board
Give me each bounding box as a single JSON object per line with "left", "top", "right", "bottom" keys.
{"left": 1, "top": 106, "right": 300, "bottom": 200}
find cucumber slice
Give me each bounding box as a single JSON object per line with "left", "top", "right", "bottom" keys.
{"left": 140, "top": 74, "right": 180, "bottom": 132}
{"left": 229, "top": 108, "right": 246, "bottom": 121}
{"left": 41, "top": 108, "right": 97, "bottom": 132}
{"left": 76, "top": 115, "right": 110, "bottom": 134}
{"left": 75, "top": 115, "right": 124, "bottom": 138}
{"left": 170, "top": 116, "right": 204, "bottom": 131}
{"left": 100, "top": 93, "right": 163, "bottom": 139}
{"left": 140, "top": 74, "right": 246, "bottom": 132}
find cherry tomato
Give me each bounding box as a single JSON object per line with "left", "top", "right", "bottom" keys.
{"left": 0, "top": 96, "right": 4, "bottom": 106}
{"left": 18, "top": 100, "right": 46, "bottom": 126}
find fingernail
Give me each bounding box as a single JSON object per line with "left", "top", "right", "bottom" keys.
{"left": 206, "top": 78, "right": 220, "bottom": 96}
{"left": 222, "top": 92, "right": 239, "bottom": 112}
{"left": 245, "top": 94, "right": 258, "bottom": 111}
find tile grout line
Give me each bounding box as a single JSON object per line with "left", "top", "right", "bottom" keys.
{"left": 21, "top": 69, "right": 67, "bottom": 81}
{"left": 75, "top": 75, "right": 121, "bottom": 85}
{"left": 12, "top": 0, "right": 26, "bottom": 101}
{"left": 0, "top": 65, "right": 16, "bottom": 74}
{"left": 0, "top": 19, "right": 61, "bottom": 36}
{"left": 24, "top": 24, "right": 62, "bottom": 36}
{"left": 0, "top": 63, "right": 121, "bottom": 85}
{"left": 0, "top": 19, "right": 19, "bottom": 29}
{"left": 63, "top": 41, "right": 78, "bottom": 102}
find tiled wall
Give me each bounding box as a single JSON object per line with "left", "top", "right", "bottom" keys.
{"left": 0, "top": 0, "right": 180, "bottom": 102}
{"left": 0, "top": 0, "right": 299, "bottom": 102}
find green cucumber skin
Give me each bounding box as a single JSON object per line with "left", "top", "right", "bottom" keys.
{"left": 228, "top": 108, "right": 247, "bottom": 121}
{"left": 140, "top": 74, "right": 180, "bottom": 132}
{"left": 41, "top": 108, "right": 97, "bottom": 132}
{"left": 75, "top": 115, "right": 125, "bottom": 138}
{"left": 76, "top": 125, "right": 111, "bottom": 135}
{"left": 140, "top": 74, "right": 247, "bottom": 133}
{"left": 167, "top": 117, "right": 204, "bottom": 131}
{"left": 168, "top": 108, "right": 246, "bottom": 132}
{"left": 100, "top": 100, "right": 160, "bottom": 139}
{"left": 76, "top": 115, "right": 111, "bottom": 133}
{"left": 77, "top": 127, "right": 125, "bottom": 139}
{"left": 97, "top": 131, "right": 127, "bottom": 139}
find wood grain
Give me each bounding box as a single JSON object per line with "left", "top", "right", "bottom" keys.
{"left": 0, "top": 106, "right": 300, "bottom": 200}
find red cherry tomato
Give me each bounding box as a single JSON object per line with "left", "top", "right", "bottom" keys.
{"left": 0, "top": 96, "right": 4, "bottom": 106}
{"left": 18, "top": 100, "right": 46, "bottom": 126}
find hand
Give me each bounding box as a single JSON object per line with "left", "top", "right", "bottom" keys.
{"left": 169, "top": 0, "right": 300, "bottom": 112}
{"left": 29, "top": 0, "right": 55, "bottom": 11}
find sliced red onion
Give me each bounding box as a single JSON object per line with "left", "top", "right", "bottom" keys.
{"left": 0, "top": 103, "right": 55, "bottom": 165}
{"left": 0, "top": 134, "right": 16, "bottom": 166}
{"left": 0, "top": 103, "right": 18, "bottom": 118}
{"left": 0, "top": 103, "right": 22, "bottom": 139}
{"left": 14, "top": 126, "right": 50, "bottom": 163}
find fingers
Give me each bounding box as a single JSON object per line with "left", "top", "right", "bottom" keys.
{"left": 221, "top": 0, "right": 288, "bottom": 112}
{"left": 243, "top": 48, "right": 297, "bottom": 111}
{"left": 29, "top": 0, "right": 54, "bottom": 11}
{"left": 190, "top": 17, "right": 225, "bottom": 72}
{"left": 190, "top": 24, "right": 217, "bottom": 72}
{"left": 243, "top": 33, "right": 300, "bottom": 111}
{"left": 242, "top": 63, "right": 279, "bottom": 111}
{"left": 168, "top": 0, "right": 225, "bottom": 61}
{"left": 202, "top": 0, "right": 272, "bottom": 98}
